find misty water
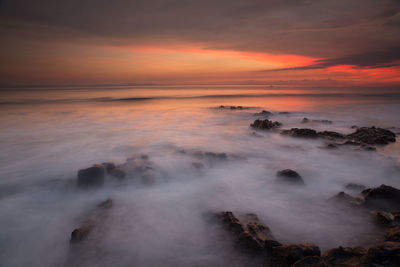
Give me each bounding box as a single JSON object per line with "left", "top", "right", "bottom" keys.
{"left": 1, "top": 85, "right": 400, "bottom": 266}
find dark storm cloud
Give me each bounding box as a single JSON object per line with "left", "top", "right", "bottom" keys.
{"left": 1, "top": 0, "right": 400, "bottom": 58}
{"left": 263, "top": 46, "right": 400, "bottom": 72}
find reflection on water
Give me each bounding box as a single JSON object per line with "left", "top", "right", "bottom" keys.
{"left": 0, "top": 86, "right": 400, "bottom": 266}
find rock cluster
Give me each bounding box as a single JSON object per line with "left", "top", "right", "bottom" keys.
{"left": 250, "top": 119, "right": 282, "bottom": 130}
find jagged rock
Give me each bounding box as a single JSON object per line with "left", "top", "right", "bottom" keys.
{"left": 77, "top": 165, "right": 105, "bottom": 186}
{"left": 318, "top": 131, "right": 344, "bottom": 139}
{"left": 281, "top": 128, "right": 318, "bottom": 138}
{"left": 301, "top": 117, "right": 310, "bottom": 123}
{"left": 362, "top": 242, "right": 400, "bottom": 266}
{"left": 330, "top": 191, "right": 358, "bottom": 205}
{"left": 267, "top": 243, "right": 321, "bottom": 267}
{"left": 250, "top": 119, "right": 282, "bottom": 130}
{"left": 322, "top": 246, "right": 367, "bottom": 266}
{"left": 101, "top": 162, "right": 126, "bottom": 179}
{"left": 217, "top": 211, "right": 281, "bottom": 252}
{"left": 362, "top": 185, "right": 400, "bottom": 211}
{"left": 347, "top": 127, "right": 396, "bottom": 145}
{"left": 276, "top": 169, "right": 304, "bottom": 184}
{"left": 302, "top": 118, "right": 332, "bottom": 124}
{"left": 386, "top": 227, "right": 400, "bottom": 242}
{"left": 345, "top": 183, "right": 366, "bottom": 191}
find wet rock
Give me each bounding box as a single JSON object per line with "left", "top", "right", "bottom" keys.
{"left": 318, "top": 131, "right": 345, "bottom": 139}
{"left": 267, "top": 243, "right": 321, "bottom": 267}
{"left": 77, "top": 165, "right": 105, "bottom": 186}
{"left": 385, "top": 227, "right": 400, "bottom": 242}
{"left": 276, "top": 169, "right": 304, "bottom": 184}
{"left": 255, "top": 110, "right": 273, "bottom": 116}
{"left": 362, "top": 184, "right": 400, "bottom": 211}
{"left": 301, "top": 117, "right": 310, "bottom": 123}
{"left": 329, "top": 192, "right": 362, "bottom": 207}
{"left": 322, "top": 246, "right": 367, "bottom": 266}
{"left": 121, "top": 155, "right": 155, "bottom": 183}
{"left": 101, "top": 162, "right": 126, "bottom": 179}
{"left": 250, "top": 119, "right": 282, "bottom": 130}
{"left": 281, "top": 128, "right": 318, "bottom": 138}
{"left": 217, "top": 211, "right": 281, "bottom": 253}
{"left": 347, "top": 126, "right": 396, "bottom": 145}
{"left": 345, "top": 183, "right": 366, "bottom": 191}
{"left": 362, "top": 241, "right": 400, "bottom": 266}
{"left": 70, "top": 225, "right": 94, "bottom": 243}
{"left": 70, "top": 198, "right": 113, "bottom": 244}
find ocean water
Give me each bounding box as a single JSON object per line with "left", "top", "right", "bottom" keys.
{"left": 0, "top": 85, "right": 400, "bottom": 266}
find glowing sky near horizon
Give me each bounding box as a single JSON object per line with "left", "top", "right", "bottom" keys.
{"left": 1, "top": 0, "right": 400, "bottom": 86}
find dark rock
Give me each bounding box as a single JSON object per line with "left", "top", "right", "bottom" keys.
{"left": 276, "top": 169, "right": 304, "bottom": 184}
{"left": 362, "top": 184, "right": 400, "bottom": 211}
{"left": 255, "top": 110, "right": 273, "bottom": 116}
{"left": 218, "top": 211, "right": 281, "bottom": 253}
{"left": 322, "top": 246, "right": 367, "bottom": 266}
{"left": 301, "top": 117, "right": 310, "bottom": 123}
{"left": 204, "top": 152, "right": 228, "bottom": 160}
{"left": 318, "top": 131, "right": 345, "bottom": 139}
{"left": 292, "top": 256, "right": 328, "bottom": 267}
{"left": 250, "top": 119, "right": 282, "bottom": 130}
{"left": 77, "top": 165, "right": 105, "bottom": 186}
{"left": 101, "top": 162, "right": 116, "bottom": 172}
{"left": 330, "top": 192, "right": 360, "bottom": 206}
{"left": 347, "top": 127, "right": 396, "bottom": 145}
{"left": 70, "top": 225, "right": 94, "bottom": 243}
{"left": 319, "top": 120, "right": 333, "bottom": 124}
{"left": 267, "top": 243, "right": 321, "bottom": 267}
{"left": 281, "top": 128, "right": 318, "bottom": 138}
{"left": 70, "top": 198, "right": 113, "bottom": 244}
{"left": 350, "top": 125, "right": 358, "bottom": 129}
{"left": 385, "top": 227, "right": 400, "bottom": 242}
{"left": 345, "top": 183, "right": 366, "bottom": 191}
{"left": 279, "top": 112, "right": 290, "bottom": 115}
{"left": 362, "top": 242, "right": 400, "bottom": 266}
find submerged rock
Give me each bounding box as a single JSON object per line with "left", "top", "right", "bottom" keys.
{"left": 77, "top": 165, "right": 105, "bottom": 186}
{"left": 347, "top": 127, "right": 396, "bottom": 145}
{"left": 254, "top": 110, "right": 273, "bottom": 116}
{"left": 70, "top": 198, "right": 113, "bottom": 244}
{"left": 318, "top": 131, "right": 345, "bottom": 139}
{"left": 330, "top": 191, "right": 359, "bottom": 205}
{"left": 276, "top": 169, "right": 304, "bottom": 184}
{"left": 281, "top": 128, "right": 318, "bottom": 138}
{"left": 362, "top": 184, "right": 400, "bottom": 211}
{"left": 302, "top": 118, "right": 332, "bottom": 124}
{"left": 217, "top": 211, "right": 281, "bottom": 252}
{"left": 250, "top": 119, "right": 282, "bottom": 130}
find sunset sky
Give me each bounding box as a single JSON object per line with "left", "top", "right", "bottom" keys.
{"left": 1, "top": 0, "right": 400, "bottom": 86}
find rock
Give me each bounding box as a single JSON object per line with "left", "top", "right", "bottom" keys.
{"left": 319, "top": 120, "right": 333, "bottom": 124}
{"left": 108, "top": 168, "right": 126, "bottom": 179}
{"left": 217, "top": 211, "right": 281, "bottom": 253}
{"left": 362, "top": 242, "right": 400, "bottom": 266}
{"left": 70, "top": 198, "right": 113, "bottom": 244}
{"left": 204, "top": 152, "right": 228, "bottom": 160}
{"left": 322, "top": 246, "right": 367, "bottom": 266}
{"left": 347, "top": 127, "right": 396, "bottom": 145}
{"left": 77, "top": 165, "right": 105, "bottom": 186}
{"left": 267, "top": 243, "right": 321, "bottom": 267}
{"left": 255, "top": 110, "right": 273, "bottom": 116}
{"left": 250, "top": 119, "right": 282, "bottom": 130}
{"left": 385, "top": 227, "right": 400, "bottom": 242}
{"left": 362, "top": 185, "right": 400, "bottom": 211}
{"left": 281, "top": 128, "right": 318, "bottom": 138}
{"left": 345, "top": 183, "right": 366, "bottom": 191}
{"left": 192, "top": 162, "right": 205, "bottom": 170}
{"left": 70, "top": 225, "right": 94, "bottom": 243}
{"left": 301, "top": 117, "right": 310, "bottom": 123}
{"left": 279, "top": 112, "right": 290, "bottom": 115}
{"left": 318, "top": 131, "right": 345, "bottom": 139}
{"left": 292, "top": 256, "right": 328, "bottom": 267}
{"left": 330, "top": 191, "right": 358, "bottom": 205}
{"left": 324, "top": 143, "right": 338, "bottom": 149}
{"left": 276, "top": 169, "right": 304, "bottom": 184}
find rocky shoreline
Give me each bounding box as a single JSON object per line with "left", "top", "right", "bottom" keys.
{"left": 67, "top": 107, "right": 399, "bottom": 266}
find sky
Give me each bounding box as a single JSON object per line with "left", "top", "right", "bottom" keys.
{"left": 1, "top": 0, "right": 400, "bottom": 86}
